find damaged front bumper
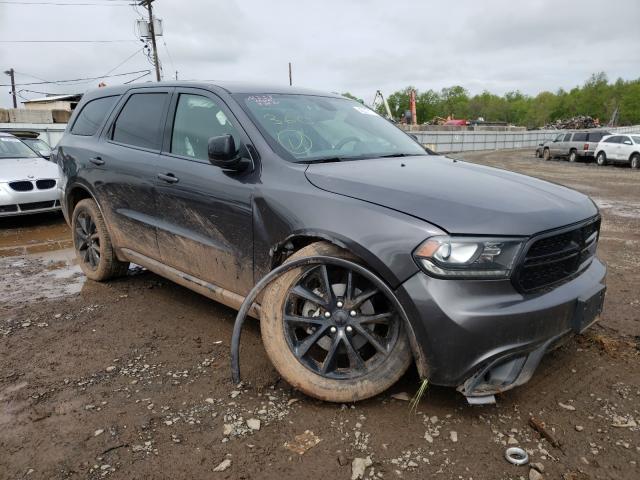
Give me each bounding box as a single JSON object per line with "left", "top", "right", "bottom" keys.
{"left": 395, "top": 257, "right": 606, "bottom": 403}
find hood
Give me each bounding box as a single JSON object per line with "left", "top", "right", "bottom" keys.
{"left": 0, "top": 157, "right": 59, "bottom": 183}
{"left": 305, "top": 155, "right": 597, "bottom": 236}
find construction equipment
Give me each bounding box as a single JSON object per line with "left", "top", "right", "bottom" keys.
{"left": 372, "top": 90, "right": 393, "bottom": 121}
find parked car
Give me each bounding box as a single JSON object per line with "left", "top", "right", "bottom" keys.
{"left": 535, "top": 136, "right": 557, "bottom": 158}
{"left": 594, "top": 134, "right": 640, "bottom": 168}
{"left": 542, "top": 130, "right": 611, "bottom": 162}
{"left": 0, "top": 132, "right": 61, "bottom": 216}
{"left": 56, "top": 83, "right": 606, "bottom": 403}
{"left": 0, "top": 130, "right": 52, "bottom": 159}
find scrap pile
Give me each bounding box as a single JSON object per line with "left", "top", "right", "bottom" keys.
{"left": 544, "top": 115, "right": 599, "bottom": 130}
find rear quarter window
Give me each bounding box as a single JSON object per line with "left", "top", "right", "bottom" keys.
{"left": 71, "top": 96, "right": 118, "bottom": 136}
{"left": 587, "top": 132, "right": 609, "bottom": 142}
{"left": 572, "top": 132, "right": 588, "bottom": 142}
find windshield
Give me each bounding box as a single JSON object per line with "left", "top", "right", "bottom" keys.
{"left": 237, "top": 94, "right": 427, "bottom": 162}
{"left": 23, "top": 138, "right": 51, "bottom": 156}
{"left": 0, "top": 136, "right": 39, "bottom": 159}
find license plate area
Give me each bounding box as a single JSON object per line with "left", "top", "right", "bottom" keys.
{"left": 573, "top": 286, "right": 606, "bottom": 333}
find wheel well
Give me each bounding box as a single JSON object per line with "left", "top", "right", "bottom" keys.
{"left": 66, "top": 186, "right": 92, "bottom": 218}
{"left": 630, "top": 152, "right": 640, "bottom": 160}
{"left": 270, "top": 235, "right": 352, "bottom": 270}
{"left": 570, "top": 148, "right": 577, "bottom": 153}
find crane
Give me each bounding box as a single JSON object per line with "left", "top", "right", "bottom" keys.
{"left": 372, "top": 90, "right": 394, "bottom": 121}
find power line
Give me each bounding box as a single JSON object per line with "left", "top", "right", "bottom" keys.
{"left": 101, "top": 45, "right": 145, "bottom": 78}
{"left": 0, "top": 69, "right": 150, "bottom": 86}
{"left": 0, "top": 1, "right": 132, "bottom": 6}
{"left": 0, "top": 39, "right": 137, "bottom": 43}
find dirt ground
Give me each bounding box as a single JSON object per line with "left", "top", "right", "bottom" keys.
{"left": 1, "top": 149, "right": 638, "bottom": 480}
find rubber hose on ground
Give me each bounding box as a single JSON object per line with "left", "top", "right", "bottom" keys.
{"left": 230, "top": 255, "right": 411, "bottom": 384}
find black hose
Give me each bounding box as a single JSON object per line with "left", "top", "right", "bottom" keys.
{"left": 230, "top": 255, "right": 411, "bottom": 384}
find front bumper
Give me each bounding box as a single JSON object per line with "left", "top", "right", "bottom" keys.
{"left": 0, "top": 181, "right": 62, "bottom": 217}
{"left": 395, "top": 257, "right": 606, "bottom": 396}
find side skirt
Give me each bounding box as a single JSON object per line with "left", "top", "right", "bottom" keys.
{"left": 119, "top": 248, "right": 261, "bottom": 319}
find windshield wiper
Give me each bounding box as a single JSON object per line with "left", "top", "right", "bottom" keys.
{"left": 372, "top": 153, "right": 423, "bottom": 158}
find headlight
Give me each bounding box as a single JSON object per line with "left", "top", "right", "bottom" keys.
{"left": 413, "top": 236, "right": 525, "bottom": 279}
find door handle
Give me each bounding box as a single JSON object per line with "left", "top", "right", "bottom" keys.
{"left": 89, "top": 156, "right": 105, "bottom": 166}
{"left": 157, "top": 173, "right": 179, "bottom": 184}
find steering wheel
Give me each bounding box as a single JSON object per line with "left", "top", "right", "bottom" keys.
{"left": 334, "top": 136, "right": 363, "bottom": 151}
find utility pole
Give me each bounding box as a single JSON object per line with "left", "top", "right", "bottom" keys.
{"left": 288, "top": 62, "right": 292, "bottom": 86}
{"left": 3, "top": 68, "right": 17, "bottom": 108}
{"left": 139, "top": 0, "right": 161, "bottom": 81}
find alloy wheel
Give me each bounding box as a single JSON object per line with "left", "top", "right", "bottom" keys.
{"left": 282, "top": 264, "right": 400, "bottom": 380}
{"left": 75, "top": 211, "right": 101, "bottom": 269}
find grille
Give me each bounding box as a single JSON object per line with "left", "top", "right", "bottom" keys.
{"left": 515, "top": 217, "right": 600, "bottom": 292}
{"left": 9, "top": 181, "right": 34, "bottom": 192}
{"left": 18, "top": 200, "right": 56, "bottom": 211}
{"left": 36, "top": 179, "right": 56, "bottom": 189}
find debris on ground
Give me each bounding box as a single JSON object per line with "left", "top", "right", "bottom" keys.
{"left": 351, "top": 456, "right": 373, "bottom": 480}
{"left": 528, "top": 417, "right": 563, "bottom": 450}
{"left": 284, "top": 430, "right": 322, "bottom": 455}
{"left": 213, "top": 458, "right": 232, "bottom": 472}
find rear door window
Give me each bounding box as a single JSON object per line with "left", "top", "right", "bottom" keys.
{"left": 112, "top": 93, "right": 169, "bottom": 150}
{"left": 170, "top": 93, "right": 242, "bottom": 161}
{"left": 606, "top": 136, "right": 623, "bottom": 144}
{"left": 71, "top": 96, "right": 118, "bottom": 136}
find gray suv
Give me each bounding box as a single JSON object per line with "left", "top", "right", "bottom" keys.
{"left": 56, "top": 82, "right": 606, "bottom": 404}
{"left": 542, "top": 130, "right": 610, "bottom": 162}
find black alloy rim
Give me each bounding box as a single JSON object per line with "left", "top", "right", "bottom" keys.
{"left": 282, "top": 264, "right": 400, "bottom": 380}
{"left": 75, "top": 211, "right": 100, "bottom": 269}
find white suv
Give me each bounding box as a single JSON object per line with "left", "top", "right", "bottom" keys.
{"left": 594, "top": 134, "right": 640, "bottom": 169}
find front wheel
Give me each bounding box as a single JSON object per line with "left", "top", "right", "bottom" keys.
{"left": 260, "top": 242, "right": 412, "bottom": 402}
{"left": 72, "top": 198, "right": 129, "bottom": 281}
{"left": 596, "top": 152, "right": 607, "bottom": 166}
{"left": 543, "top": 149, "right": 551, "bottom": 161}
{"left": 631, "top": 154, "right": 639, "bottom": 169}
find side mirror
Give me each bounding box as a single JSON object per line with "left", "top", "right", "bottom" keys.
{"left": 208, "top": 134, "right": 241, "bottom": 169}
{"left": 623, "top": 140, "right": 632, "bottom": 145}
{"left": 41, "top": 150, "right": 52, "bottom": 160}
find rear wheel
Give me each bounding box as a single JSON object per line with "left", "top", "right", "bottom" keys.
{"left": 72, "top": 198, "right": 129, "bottom": 281}
{"left": 568, "top": 150, "right": 577, "bottom": 162}
{"left": 596, "top": 151, "right": 607, "bottom": 166}
{"left": 260, "top": 242, "right": 412, "bottom": 402}
{"left": 543, "top": 148, "right": 551, "bottom": 161}
{"left": 630, "top": 154, "right": 639, "bottom": 169}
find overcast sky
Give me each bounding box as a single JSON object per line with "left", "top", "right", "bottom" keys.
{"left": 1, "top": 0, "right": 639, "bottom": 108}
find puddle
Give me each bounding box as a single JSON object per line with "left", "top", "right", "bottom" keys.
{"left": 0, "top": 248, "right": 86, "bottom": 306}
{"left": 0, "top": 213, "right": 71, "bottom": 257}
{"left": 592, "top": 197, "right": 640, "bottom": 219}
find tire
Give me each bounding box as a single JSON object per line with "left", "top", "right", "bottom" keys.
{"left": 631, "top": 154, "right": 639, "bottom": 169}
{"left": 596, "top": 151, "right": 607, "bottom": 166}
{"left": 543, "top": 149, "right": 552, "bottom": 161}
{"left": 568, "top": 150, "right": 577, "bottom": 162}
{"left": 260, "top": 241, "right": 413, "bottom": 402}
{"left": 72, "top": 198, "right": 129, "bottom": 281}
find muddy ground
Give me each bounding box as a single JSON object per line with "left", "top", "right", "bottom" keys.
{"left": 1, "top": 149, "right": 638, "bottom": 480}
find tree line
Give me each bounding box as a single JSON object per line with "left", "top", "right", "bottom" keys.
{"left": 343, "top": 73, "right": 640, "bottom": 128}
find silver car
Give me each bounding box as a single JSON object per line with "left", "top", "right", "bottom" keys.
{"left": 0, "top": 132, "right": 61, "bottom": 216}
